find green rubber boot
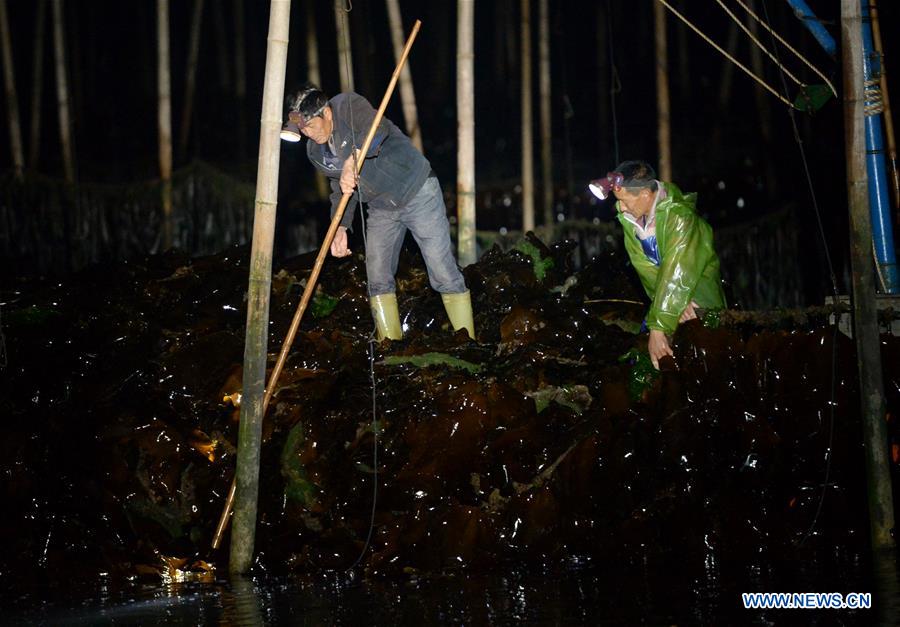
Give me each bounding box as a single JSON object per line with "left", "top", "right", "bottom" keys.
{"left": 370, "top": 293, "right": 403, "bottom": 341}
{"left": 441, "top": 290, "right": 475, "bottom": 340}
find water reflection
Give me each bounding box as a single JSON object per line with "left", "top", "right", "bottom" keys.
{"left": 220, "top": 576, "right": 264, "bottom": 627}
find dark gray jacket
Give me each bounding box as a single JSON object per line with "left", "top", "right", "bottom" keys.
{"left": 306, "top": 92, "right": 432, "bottom": 229}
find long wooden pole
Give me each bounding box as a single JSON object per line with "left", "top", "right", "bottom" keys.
{"left": 841, "top": 0, "right": 896, "bottom": 552}
{"left": 229, "top": 0, "right": 292, "bottom": 575}
{"left": 334, "top": 0, "right": 354, "bottom": 93}
{"left": 0, "top": 0, "right": 24, "bottom": 180}
{"left": 157, "top": 0, "right": 173, "bottom": 249}
{"left": 51, "top": 0, "right": 74, "bottom": 184}
{"left": 520, "top": 0, "right": 534, "bottom": 233}
{"left": 179, "top": 0, "right": 204, "bottom": 159}
{"left": 653, "top": 0, "right": 671, "bottom": 181}
{"left": 538, "top": 0, "right": 552, "bottom": 226}
{"left": 213, "top": 20, "right": 423, "bottom": 552}
{"left": 386, "top": 0, "right": 422, "bottom": 152}
{"left": 29, "top": 0, "right": 47, "bottom": 169}
{"left": 457, "top": 0, "right": 476, "bottom": 267}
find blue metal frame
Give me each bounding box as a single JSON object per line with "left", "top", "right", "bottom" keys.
{"left": 784, "top": 0, "right": 836, "bottom": 57}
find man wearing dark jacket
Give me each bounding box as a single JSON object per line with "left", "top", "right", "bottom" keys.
{"left": 282, "top": 84, "right": 474, "bottom": 341}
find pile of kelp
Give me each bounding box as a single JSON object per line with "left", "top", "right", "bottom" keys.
{"left": 2, "top": 234, "right": 899, "bottom": 585}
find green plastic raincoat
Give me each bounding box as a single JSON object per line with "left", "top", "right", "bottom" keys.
{"left": 616, "top": 181, "right": 726, "bottom": 334}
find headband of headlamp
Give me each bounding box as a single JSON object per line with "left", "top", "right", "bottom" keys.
{"left": 588, "top": 172, "right": 656, "bottom": 200}
{"left": 281, "top": 86, "right": 328, "bottom": 142}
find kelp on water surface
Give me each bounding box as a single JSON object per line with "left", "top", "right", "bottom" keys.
{"left": 1, "top": 233, "right": 898, "bottom": 587}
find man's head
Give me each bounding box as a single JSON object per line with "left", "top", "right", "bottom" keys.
{"left": 283, "top": 84, "right": 333, "bottom": 145}
{"left": 611, "top": 160, "right": 659, "bottom": 219}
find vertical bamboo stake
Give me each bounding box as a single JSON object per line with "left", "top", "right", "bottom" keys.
{"left": 334, "top": 0, "right": 354, "bottom": 93}
{"left": 29, "top": 0, "right": 47, "bottom": 169}
{"left": 179, "top": 0, "right": 204, "bottom": 159}
{"left": 0, "top": 0, "right": 24, "bottom": 180}
{"left": 520, "top": 0, "right": 534, "bottom": 233}
{"left": 386, "top": 0, "right": 422, "bottom": 151}
{"left": 457, "top": 0, "right": 476, "bottom": 267}
{"left": 746, "top": 0, "right": 777, "bottom": 197}
{"left": 157, "top": 0, "right": 173, "bottom": 249}
{"left": 869, "top": 0, "right": 899, "bottom": 210}
{"left": 654, "top": 0, "right": 671, "bottom": 181}
{"left": 841, "top": 0, "right": 896, "bottom": 553}
{"left": 305, "top": 1, "right": 329, "bottom": 201}
{"left": 230, "top": 0, "right": 292, "bottom": 576}
{"left": 213, "top": 2, "right": 230, "bottom": 91}
{"left": 51, "top": 0, "right": 74, "bottom": 184}
{"left": 234, "top": 0, "right": 247, "bottom": 160}
{"left": 538, "top": 0, "right": 552, "bottom": 226}
{"left": 596, "top": 3, "right": 609, "bottom": 168}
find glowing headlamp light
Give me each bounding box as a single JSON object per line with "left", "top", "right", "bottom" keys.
{"left": 588, "top": 171, "right": 624, "bottom": 200}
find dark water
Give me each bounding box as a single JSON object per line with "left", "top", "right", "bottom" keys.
{"left": 3, "top": 238, "right": 900, "bottom": 624}
{"left": 5, "top": 550, "right": 895, "bottom": 626}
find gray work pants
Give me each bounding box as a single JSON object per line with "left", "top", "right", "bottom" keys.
{"left": 364, "top": 177, "right": 467, "bottom": 297}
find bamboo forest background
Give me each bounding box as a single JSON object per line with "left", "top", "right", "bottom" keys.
{"left": 1, "top": 0, "right": 898, "bottom": 311}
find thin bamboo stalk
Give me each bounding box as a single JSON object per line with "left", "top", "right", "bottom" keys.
{"left": 0, "top": 0, "right": 24, "bottom": 179}
{"left": 521, "top": 0, "right": 535, "bottom": 233}
{"left": 841, "top": 0, "right": 896, "bottom": 552}
{"left": 213, "top": 1, "right": 229, "bottom": 91}
{"left": 386, "top": 0, "right": 422, "bottom": 151}
{"left": 334, "top": 0, "right": 354, "bottom": 93}
{"left": 457, "top": 0, "right": 476, "bottom": 266}
{"left": 305, "top": 1, "right": 329, "bottom": 201}
{"left": 538, "top": 0, "right": 552, "bottom": 226}
{"left": 230, "top": 0, "right": 292, "bottom": 576}
{"left": 654, "top": 1, "right": 671, "bottom": 181}
{"left": 51, "top": 0, "right": 74, "bottom": 184}
{"left": 179, "top": 0, "right": 204, "bottom": 159}
{"left": 157, "top": 0, "right": 173, "bottom": 249}
{"left": 212, "top": 21, "right": 423, "bottom": 552}
{"left": 29, "top": 0, "right": 47, "bottom": 169}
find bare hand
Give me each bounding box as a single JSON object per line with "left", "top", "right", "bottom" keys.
{"left": 679, "top": 300, "right": 700, "bottom": 324}
{"left": 330, "top": 226, "right": 351, "bottom": 257}
{"left": 648, "top": 329, "right": 674, "bottom": 370}
{"left": 339, "top": 150, "right": 360, "bottom": 195}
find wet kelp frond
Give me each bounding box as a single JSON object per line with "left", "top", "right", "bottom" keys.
{"left": 0, "top": 236, "right": 897, "bottom": 586}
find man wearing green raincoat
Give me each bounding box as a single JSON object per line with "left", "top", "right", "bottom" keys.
{"left": 590, "top": 160, "right": 726, "bottom": 369}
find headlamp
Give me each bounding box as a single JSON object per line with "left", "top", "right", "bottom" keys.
{"left": 588, "top": 172, "right": 624, "bottom": 200}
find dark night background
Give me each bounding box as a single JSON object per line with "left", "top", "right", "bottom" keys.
{"left": 1, "top": 0, "right": 900, "bottom": 304}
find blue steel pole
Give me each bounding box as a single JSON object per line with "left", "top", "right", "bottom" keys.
{"left": 861, "top": 0, "right": 898, "bottom": 294}
{"left": 784, "top": 0, "right": 836, "bottom": 57}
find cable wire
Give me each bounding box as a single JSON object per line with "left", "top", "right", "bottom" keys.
{"left": 335, "top": 5, "right": 381, "bottom": 571}
{"left": 754, "top": 0, "right": 839, "bottom": 546}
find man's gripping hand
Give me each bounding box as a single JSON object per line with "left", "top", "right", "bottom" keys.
{"left": 330, "top": 226, "right": 351, "bottom": 257}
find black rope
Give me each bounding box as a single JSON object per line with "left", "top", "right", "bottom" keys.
{"left": 758, "top": 0, "right": 839, "bottom": 546}
{"left": 337, "top": 2, "right": 381, "bottom": 572}
{"left": 607, "top": 0, "right": 621, "bottom": 166}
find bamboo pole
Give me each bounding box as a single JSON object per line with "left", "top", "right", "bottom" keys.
{"left": 841, "top": 0, "right": 896, "bottom": 552}
{"left": 179, "top": 0, "right": 204, "bottom": 159}
{"left": 457, "top": 0, "right": 476, "bottom": 267}
{"left": 29, "top": 0, "right": 47, "bottom": 169}
{"left": 157, "top": 0, "right": 173, "bottom": 249}
{"left": 229, "top": 0, "right": 293, "bottom": 575}
{"left": 653, "top": 0, "right": 671, "bottom": 181}
{"left": 538, "top": 0, "right": 552, "bottom": 226}
{"left": 746, "top": 0, "right": 777, "bottom": 198}
{"left": 213, "top": 21, "right": 423, "bottom": 553}
{"left": 521, "top": 0, "right": 535, "bottom": 233}
{"left": 234, "top": 0, "right": 247, "bottom": 160}
{"left": 869, "top": 0, "right": 899, "bottom": 211}
{"left": 0, "top": 0, "right": 24, "bottom": 180}
{"left": 305, "top": 1, "right": 329, "bottom": 201}
{"left": 334, "top": 0, "right": 354, "bottom": 93}
{"left": 51, "top": 0, "right": 74, "bottom": 184}
{"left": 386, "top": 0, "right": 422, "bottom": 151}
